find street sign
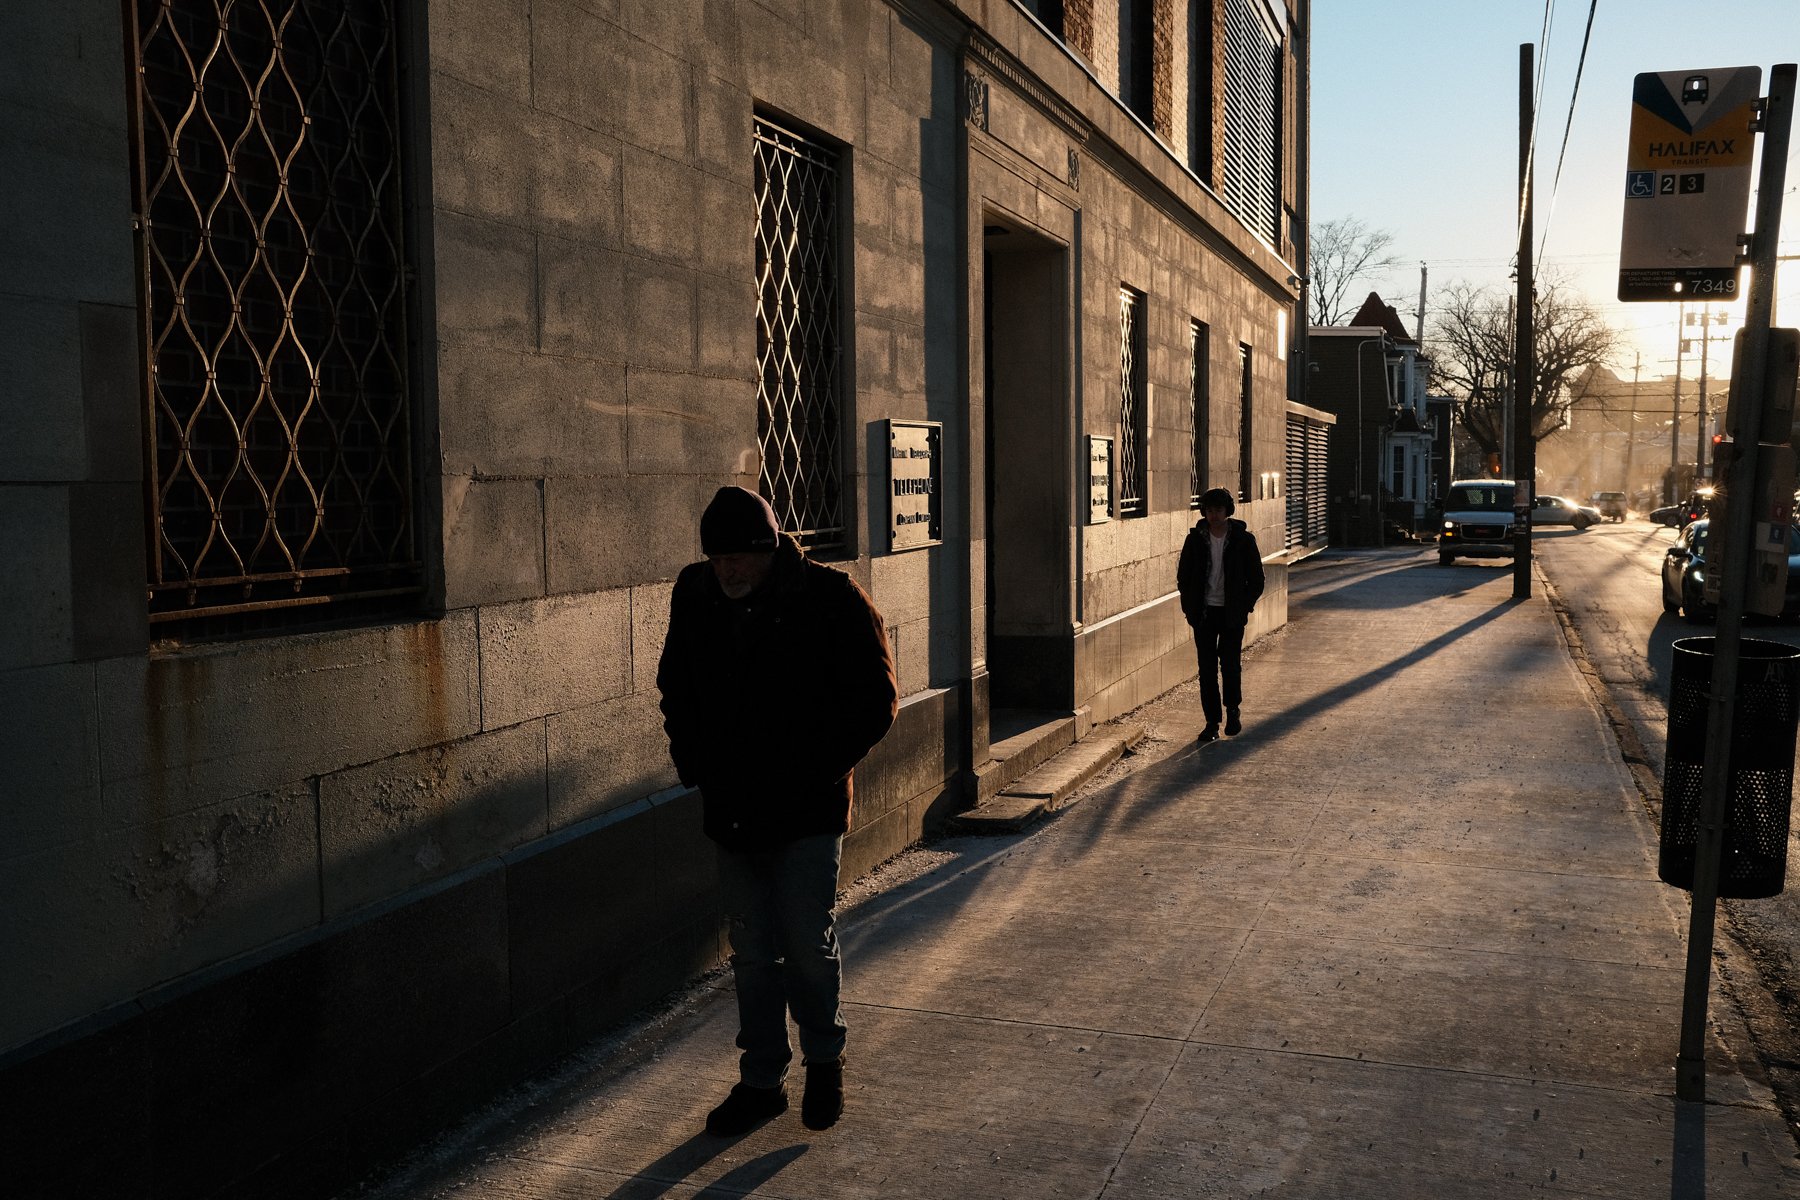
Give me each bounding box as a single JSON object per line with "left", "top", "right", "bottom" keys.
{"left": 1618, "top": 66, "right": 1762, "bottom": 302}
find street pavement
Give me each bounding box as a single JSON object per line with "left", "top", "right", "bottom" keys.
{"left": 349, "top": 548, "right": 1800, "bottom": 1198}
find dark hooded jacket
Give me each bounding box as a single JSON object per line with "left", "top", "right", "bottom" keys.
{"left": 657, "top": 534, "right": 898, "bottom": 851}
{"left": 1176, "top": 517, "right": 1266, "bottom": 627}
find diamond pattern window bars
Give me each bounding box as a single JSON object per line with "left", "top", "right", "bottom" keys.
{"left": 128, "top": 0, "right": 418, "bottom": 630}
{"left": 1117, "top": 286, "right": 1147, "bottom": 518}
{"left": 754, "top": 115, "right": 844, "bottom": 551}
{"left": 1237, "top": 342, "right": 1254, "bottom": 502}
{"left": 1190, "top": 318, "right": 1208, "bottom": 508}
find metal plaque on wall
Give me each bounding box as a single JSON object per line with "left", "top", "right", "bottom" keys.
{"left": 1088, "top": 435, "right": 1113, "bottom": 524}
{"left": 887, "top": 420, "right": 942, "bottom": 551}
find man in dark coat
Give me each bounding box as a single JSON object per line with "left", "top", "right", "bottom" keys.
{"left": 1176, "top": 487, "right": 1266, "bottom": 742}
{"left": 657, "top": 486, "right": 897, "bottom": 1136}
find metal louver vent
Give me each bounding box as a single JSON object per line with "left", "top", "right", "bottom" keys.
{"left": 1221, "top": 0, "right": 1280, "bottom": 243}
{"left": 1284, "top": 414, "right": 1329, "bottom": 550}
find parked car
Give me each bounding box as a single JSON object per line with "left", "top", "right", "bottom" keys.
{"left": 1660, "top": 517, "right": 1800, "bottom": 623}
{"left": 1648, "top": 488, "right": 1714, "bottom": 529}
{"left": 1679, "top": 488, "right": 1714, "bottom": 527}
{"left": 1591, "top": 491, "right": 1628, "bottom": 521}
{"left": 1532, "top": 494, "right": 1603, "bottom": 529}
{"left": 1439, "top": 479, "right": 1516, "bottom": 566}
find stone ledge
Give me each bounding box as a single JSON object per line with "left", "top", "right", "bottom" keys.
{"left": 951, "top": 722, "right": 1145, "bottom": 833}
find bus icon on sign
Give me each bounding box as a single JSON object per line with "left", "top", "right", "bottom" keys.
{"left": 1626, "top": 171, "right": 1655, "bottom": 198}
{"left": 1682, "top": 75, "right": 1708, "bottom": 104}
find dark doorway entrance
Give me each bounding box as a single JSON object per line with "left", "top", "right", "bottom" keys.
{"left": 982, "top": 222, "right": 1071, "bottom": 710}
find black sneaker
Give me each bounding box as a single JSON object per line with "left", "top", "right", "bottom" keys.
{"left": 1224, "top": 710, "right": 1241, "bottom": 736}
{"left": 801, "top": 1058, "right": 845, "bottom": 1130}
{"left": 705, "top": 1083, "right": 787, "bottom": 1136}
{"left": 1198, "top": 724, "right": 1220, "bottom": 743}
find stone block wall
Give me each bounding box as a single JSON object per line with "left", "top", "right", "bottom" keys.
{"left": 0, "top": 1, "right": 1308, "bottom": 1193}
{"left": 1, "top": 0, "right": 967, "bottom": 1067}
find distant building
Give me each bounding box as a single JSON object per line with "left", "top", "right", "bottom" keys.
{"left": 1542, "top": 363, "right": 1713, "bottom": 508}
{"left": 1307, "top": 291, "right": 1435, "bottom": 543}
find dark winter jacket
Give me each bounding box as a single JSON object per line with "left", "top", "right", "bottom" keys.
{"left": 1176, "top": 517, "right": 1266, "bottom": 627}
{"left": 656, "top": 534, "right": 898, "bottom": 851}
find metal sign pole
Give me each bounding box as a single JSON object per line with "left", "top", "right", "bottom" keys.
{"left": 1675, "top": 62, "right": 1794, "bottom": 1103}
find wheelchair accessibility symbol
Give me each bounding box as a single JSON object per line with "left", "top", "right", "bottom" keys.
{"left": 1626, "top": 170, "right": 1655, "bottom": 199}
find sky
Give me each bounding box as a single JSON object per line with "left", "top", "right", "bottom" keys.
{"left": 1310, "top": 0, "right": 1800, "bottom": 384}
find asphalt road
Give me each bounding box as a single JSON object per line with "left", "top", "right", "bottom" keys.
{"left": 1524, "top": 517, "right": 1800, "bottom": 1110}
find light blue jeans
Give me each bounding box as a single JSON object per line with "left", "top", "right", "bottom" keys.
{"left": 716, "top": 832, "right": 846, "bottom": 1089}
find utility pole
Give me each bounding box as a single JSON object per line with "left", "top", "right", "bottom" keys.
{"left": 1689, "top": 309, "right": 1734, "bottom": 479}
{"left": 1669, "top": 301, "right": 1686, "bottom": 501}
{"left": 1513, "top": 43, "right": 1535, "bottom": 600}
{"left": 1415, "top": 263, "right": 1428, "bottom": 345}
{"left": 1622, "top": 351, "right": 1641, "bottom": 497}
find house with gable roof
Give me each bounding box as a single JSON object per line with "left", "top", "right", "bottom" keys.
{"left": 1308, "top": 291, "right": 1440, "bottom": 543}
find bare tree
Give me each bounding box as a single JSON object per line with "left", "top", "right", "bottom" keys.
{"left": 1427, "top": 277, "right": 1619, "bottom": 459}
{"left": 1307, "top": 216, "right": 1402, "bottom": 327}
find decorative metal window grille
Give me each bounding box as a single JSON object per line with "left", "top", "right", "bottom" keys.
{"left": 1117, "top": 286, "right": 1148, "bottom": 518}
{"left": 1189, "top": 319, "right": 1208, "bottom": 508}
{"left": 1222, "top": 0, "right": 1280, "bottom": 242}
{"left": 127, "top": 0, "right": 417, "bottom": 630}
{"left": 754, "top": 115, "right": 844, "bottom": 551}
{"left": 1237, "top": 343, "right": 1254, "bottom": 502}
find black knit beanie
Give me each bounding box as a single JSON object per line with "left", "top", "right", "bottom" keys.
{"left": 700, "top": 486, "right": 780, "bottom": 555}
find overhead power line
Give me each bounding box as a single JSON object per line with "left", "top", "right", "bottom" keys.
{"left": 1537, "top": 0, "right": 1602, "bottom": 274}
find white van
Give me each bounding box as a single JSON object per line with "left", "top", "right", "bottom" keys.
{"left": 1439, "top": 479, "right": 1516, "bottom": 566}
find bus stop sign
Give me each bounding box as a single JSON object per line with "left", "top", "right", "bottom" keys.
{"left": 1618, "top": 66, "right": 1761, "bottom": 302}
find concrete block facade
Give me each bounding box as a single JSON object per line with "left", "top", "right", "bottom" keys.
{"left": 0, "top": 0, "right": 1309, "bottom": 1194}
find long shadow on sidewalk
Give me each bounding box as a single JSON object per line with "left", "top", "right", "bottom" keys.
{"left": 1060, "top": 590, "right": 1521, "bottom": 854}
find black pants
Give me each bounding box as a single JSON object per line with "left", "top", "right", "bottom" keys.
{"left": 1193, "top": 606, "right": 1246, "bottom": 724}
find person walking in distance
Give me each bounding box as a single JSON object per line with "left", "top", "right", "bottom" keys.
{"left": 657, "top": 486, "right": 898, "bottom": 1136}
{"left": 1176, "top": 487, "right": 1266, "bottom": 742}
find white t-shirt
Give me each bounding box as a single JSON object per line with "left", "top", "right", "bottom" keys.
{"left": 1206, "top": 530, "right": 1228, "bottom": 607}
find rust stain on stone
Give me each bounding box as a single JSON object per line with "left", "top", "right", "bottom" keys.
{"left": 404, "top": 619, "right": 452, "bottom": 744}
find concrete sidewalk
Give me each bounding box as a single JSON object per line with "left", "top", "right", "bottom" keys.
{"left": 350, "top": 549, "right": 1800, "bottom": 1198}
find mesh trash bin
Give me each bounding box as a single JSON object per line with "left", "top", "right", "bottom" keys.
{"left": 1659, "top": 636, "right": 1800, "bottom": 898}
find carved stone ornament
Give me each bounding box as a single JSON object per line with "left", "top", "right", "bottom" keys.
{"left": 965, "top": 71, "right": 989, "bottom": 132}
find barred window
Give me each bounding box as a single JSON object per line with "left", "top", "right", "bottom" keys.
{"left": 1117, "top": 286, "right": 1148, "bottom": 518}
{"left": 1237, "top": 343, "right": 1254, "bottom": 502}
{"left": 1221, "top": 0, "right": 1281, "bottom": 243}
{"left": 1189, "top": 319, "right": 1209, "bottom": 508}
{"left": 128, "top": 0, "right": 418, "bottom": 632}
{"left": 1187, "top": 0, "right": 1214, "bottom": 180}
{"left": 1118, "top": 0, "right": 1154, "bottom": 122}
{"left": 754, "top": 115, "right": 844, "bottom": 552}
{"left": 1019, "top": 0, "right": 1065, "bottom": 37}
